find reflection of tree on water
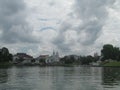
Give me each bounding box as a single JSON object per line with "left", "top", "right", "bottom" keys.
{"left": 0, "top": 68, "right": 8, "bottom": 83}
{"left": 102, "top": 67, "right": 120, "bottom": 86}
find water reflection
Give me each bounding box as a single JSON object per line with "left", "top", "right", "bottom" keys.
{"left": 0, "top": 68, "right": 8, "bottom": 83}
{"left": 0, "top": 66, "right": 120, "bottom": 90}
{"left": 44, "top": 67, "right": 103, "bottom": 90}
{"left": 102, "top": 67, "right": 120, "bottom": 87}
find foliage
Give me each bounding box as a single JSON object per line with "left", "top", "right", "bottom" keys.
{"left": 0, "top": 47, "right": 13, "bottom": 62}
{"left": 39, "top": 58, "right": 46, "bottom": 64}
{"left": 80, "top": 55, "right": 94, "bottom": 65}
{"left": 60, "top": 55, "right": 76, "bottom": 64}
{"left": 101, "top": 44, "right": 120, "bottom": 61}
{"left": 60, "top": 55, "right": 95, "bottom": 65}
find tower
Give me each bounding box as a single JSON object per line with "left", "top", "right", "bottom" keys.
{"left": 56, "top": 51, "right": 59, "bottom": 57}
{"left": 53, "top": 50, "right": 55, "bottom": 56}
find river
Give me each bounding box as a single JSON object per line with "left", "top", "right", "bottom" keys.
{"left": 0, "top": 66, "right": 120, "bottom": 90}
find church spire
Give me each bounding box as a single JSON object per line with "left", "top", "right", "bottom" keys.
{"left": 53, "top": 50, "right": 55, "bottom": 55}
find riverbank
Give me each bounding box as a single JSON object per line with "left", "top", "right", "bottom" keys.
{"left": 1, "top": 61, "right": 120, "bottom": 67}
{"left": 0, "top": 62, "right": 13, "bottom": 68}
{"left": 102, "top": 61, "right": 120, "bottom": 67}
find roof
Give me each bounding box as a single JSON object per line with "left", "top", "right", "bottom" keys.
{"left": 39, "top": 55, "right": 49, "bottom": 57}
{"left": 36, "top": 55, "right": 49, "bottom": 59}
{"left": 15, "top": 53, "right": 33, "bottom": 59}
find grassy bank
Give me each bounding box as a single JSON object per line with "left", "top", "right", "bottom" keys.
{"left": 103, "top": 61, "right": 120, "bottom": 67}
{"left": 0, "top": 62, "right": 13, "bottom": 67}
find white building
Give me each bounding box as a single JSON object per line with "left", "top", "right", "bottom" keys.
{"left": 45, "top": 51, "right": 59, "bottom": 64}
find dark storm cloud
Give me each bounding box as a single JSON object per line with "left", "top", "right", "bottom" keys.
{"left": 53, "top": 0, "right": 115, "bottom": 52}
{"left": 0, "top": 0, "right": 38, "bottom": 44}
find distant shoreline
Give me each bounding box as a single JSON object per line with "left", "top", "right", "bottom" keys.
{"left": 1, "top": 62, "right": 120, "bottom": 68}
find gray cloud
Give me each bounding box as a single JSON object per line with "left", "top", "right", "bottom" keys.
{"left": 0, "top": 0, "right": 119, "bottom": 56}
{"left": 53, "top": 22, "right": 73, "bottom": 53}
{"left": 0, "top": 0, "right": 38, "bottom": 44}
{"left": 53, "top": 0, "right": 115, "bottom": 54}
{"left": 74, "top": 0, "right": 115, "bottom": 45}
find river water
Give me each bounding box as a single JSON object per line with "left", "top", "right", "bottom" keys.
{"left": 0, "top": 66, "right": 120, "bottom": 90}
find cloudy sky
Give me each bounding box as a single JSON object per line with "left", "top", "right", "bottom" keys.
{"left": 0, "top": 0, "right": 120, "bottom": 57}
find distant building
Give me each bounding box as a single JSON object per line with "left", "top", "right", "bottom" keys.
{"left": 45, "top": 51, "right": 60, "bottom": 64}
{"left": 13, "top": 53, "right": 34, "bottom": 64}
{"left": 94, "top": 52, "right": 99, "bottom": 58}
{"left": 35, "top": 55, "right": 49, "bottom": 64}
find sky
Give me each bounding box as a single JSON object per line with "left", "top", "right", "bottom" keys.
{"left": 0, "top": 0, "right": 120, "bottom": 57}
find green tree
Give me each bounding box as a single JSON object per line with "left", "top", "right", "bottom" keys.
{"left": 80, "top": 55, "right": 93, "bottom": 65}
{"left": 0, "top": 47, "right": 13, "bottom": 62}
{"left": 113, "top": 47, "right": 120, "bottom": 61}
{"left": 60, "top": 55, "right": 75, "bottom": 64}
{"left": 101, "top": 44, "right": 120, "bottom": 61}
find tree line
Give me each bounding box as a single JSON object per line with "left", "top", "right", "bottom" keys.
{"left": 1, "top": 44, "right": 120, "bottom": 64}
{"left": 60, "top": 44, "right": 120, "bottom": 65}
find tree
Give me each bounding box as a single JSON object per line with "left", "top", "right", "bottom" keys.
{"left": 60, "top": 55, "right": 75, "bottom": 64}
{"left": 101, "top": 44, "right": 120, "bottom": 61}
{"left": 80, "top": 55, "right": 93, "bottom": 65}
{"left": 39, "top": 58, "right": 46, "bottom": 64}
{"left": 0, "top": 47, "right": 13, "bottom": 62}
{"left": 101, "top": 44, "right": 114, "bottom": 60}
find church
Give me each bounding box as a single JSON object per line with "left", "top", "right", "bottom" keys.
{"left": 45, "top": 51, "right": 59, "bottom": 64}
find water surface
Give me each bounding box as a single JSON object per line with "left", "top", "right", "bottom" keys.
{"left": 0, "top": 66, "right": 120, "bottom": 90}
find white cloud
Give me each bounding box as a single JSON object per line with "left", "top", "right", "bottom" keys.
{"left": 1, "top": 0, "right": 120, "bottom": 57}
